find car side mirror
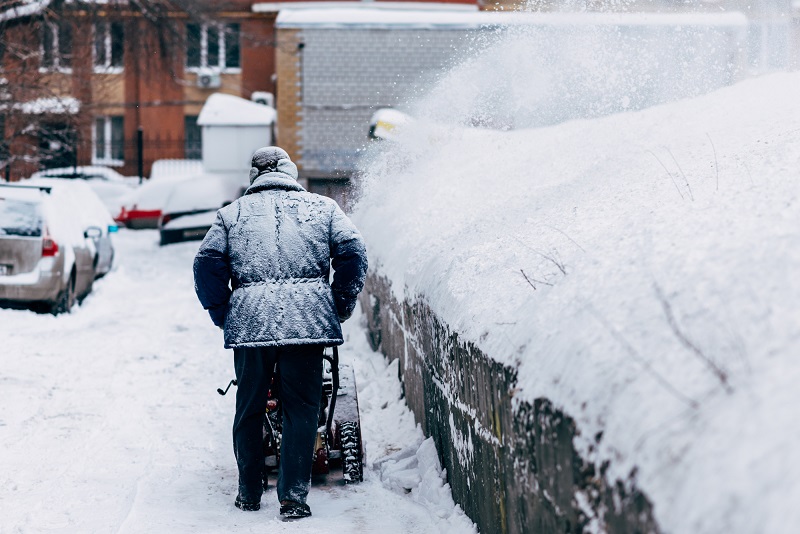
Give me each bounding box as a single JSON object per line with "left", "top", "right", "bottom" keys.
{"left": 107, "top": 224, "right": 118, "bottom": 233}
{"left": 84, "top": 226, "right": 102, "bottom": 239}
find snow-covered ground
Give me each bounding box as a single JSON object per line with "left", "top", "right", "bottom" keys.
{"left": 354, "top": 71, "right": 800, "bottom": 533}
{"left": 0, "top": 230, "right": 474, "bottom": 533}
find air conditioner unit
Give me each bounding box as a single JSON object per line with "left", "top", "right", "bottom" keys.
{"left": 250, "top": 91, "right": 275, "bottom": 108}
{"left": 197, "top": 71, "right": 221, "bottom": 89}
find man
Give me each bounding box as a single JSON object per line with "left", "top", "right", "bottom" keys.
{"left": 193, "top": 147, "right": 367, "bottom": 518}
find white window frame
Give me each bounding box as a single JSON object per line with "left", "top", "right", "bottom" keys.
{"left": 39, "top": 21, "right": 72, "bottom": 74}
{"left": 92, "top": 116, "right": 124, "bottom": 167}
{"left": 93, "top": 21, "right": 124, "bottom": 74}
{"left": 185, "top": 23, "right": 241, "bottom": 73}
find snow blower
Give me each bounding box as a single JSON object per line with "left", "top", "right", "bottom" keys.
{"left": 218, "top": 346, "right": 365, "bottom": 484}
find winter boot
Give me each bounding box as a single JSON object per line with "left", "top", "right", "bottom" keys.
{"left": 280, "top": 500, "right": 311, "bottom": 518}
{"left": 235, "top": 494, "right": 261, "bottom": 511}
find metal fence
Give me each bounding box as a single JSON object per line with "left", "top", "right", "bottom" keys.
{"left": 1, "top": 129, "right": 203, "bottom": 182}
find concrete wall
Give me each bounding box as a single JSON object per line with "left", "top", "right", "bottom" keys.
{"left": 361, "top": 274, "right": 662, "bottom": 534}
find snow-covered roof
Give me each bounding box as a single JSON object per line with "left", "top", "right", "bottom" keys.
{"left": 276, "top": 9, "right": 748, "bottom": 29}
{"left": 254, "top": 1, "right": 477, "bottom": 13}
{"left": 0, "top": 97, "right": 81, "bottom": 115}
{"left": 197, "top": 93, "right": 276, "bottom": 127}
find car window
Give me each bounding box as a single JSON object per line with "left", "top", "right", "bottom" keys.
{"left": 0, "top": 197, "right": 43, "bottom": 237}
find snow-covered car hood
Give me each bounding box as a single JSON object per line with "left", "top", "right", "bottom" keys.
{"left": 162, "top": 210, "right": 217, "bottom": 230}
{"left": 161, "top": 173, "right": 246, "bottom": 214}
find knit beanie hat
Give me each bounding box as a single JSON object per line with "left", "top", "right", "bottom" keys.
{"left": 248, "top": 146, "right": 298, "bottom": 184}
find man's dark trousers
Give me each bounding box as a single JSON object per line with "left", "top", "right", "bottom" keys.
{"left": 233, "top": 345, "right": 323, "bottom": 505}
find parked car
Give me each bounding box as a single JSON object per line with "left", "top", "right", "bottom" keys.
{"left": 158, "top": 174, "right": 245, "bottom": 245}
{"left": 0, "top": 183, "right": 113, "bottom": 314}
{"left": 115, "top": 178, "right": 177, "bottom": 229}
{"left": 115, "top": 159, "right": 204, "bottom": 229}
{"left": 28, "top": 166, "right": 137, "bottom": 216}
{"left": 26, "top": 178, "right": 118, "bottom": 278}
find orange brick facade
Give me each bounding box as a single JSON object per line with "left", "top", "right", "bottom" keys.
{"left": 0, "top": 3, "right": 278, "bottom": 180}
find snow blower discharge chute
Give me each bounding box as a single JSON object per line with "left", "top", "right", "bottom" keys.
{"left": 217, "top": 346, "right": 365, "bottom": 484}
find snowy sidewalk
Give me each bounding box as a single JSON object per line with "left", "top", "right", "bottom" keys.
{"left": 0, "top": 230, "right": 474, "bottom": 534}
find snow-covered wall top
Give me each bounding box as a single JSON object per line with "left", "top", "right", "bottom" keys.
{"left": 257, "top": 1, "right": 477, "bottom": 14}
{"left": 353, "top": 72, "right": 800, "bottom": 533}
{"left": 276, "top": 8, "right": 747, "bottom": 29}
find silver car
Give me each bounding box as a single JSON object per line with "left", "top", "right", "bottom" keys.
{"left": 0, "top": 183, "right": 103, "bottom": 314}
{"left": 26, "top": 178, "right": 118, "bottom": 278}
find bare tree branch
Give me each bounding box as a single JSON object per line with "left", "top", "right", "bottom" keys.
{"left": 706, "top": 132, "right": 719, "bottom": 191}
{"left": 667, "top": 148, "right": 694, "bottom": 201}
{"left": 588, "top": 306, "right": 700, "bottom": 409}
{"left": 646, "top": 149, "right": 684, "bottom": 200}
{"left": 653, "top": 282, "right": 733, "bottom": 394}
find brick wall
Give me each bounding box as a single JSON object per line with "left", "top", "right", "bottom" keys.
{"left": 275, "top": 28, "right": 304, "bottom": 170}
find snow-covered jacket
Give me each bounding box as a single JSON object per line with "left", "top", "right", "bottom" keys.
{"left": 193, "top": 168, "right": 367, "bottom": 349}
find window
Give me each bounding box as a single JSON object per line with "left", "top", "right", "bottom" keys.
{"left": 0, "top": 199, "right": 43, "bottom": 238}
{"left": 184, "top": 115, "right": 202, "bottom": 160}
{"left": 93, "top": 116, "right": 124, "bottom": 165}
{"left": 94, "top": 21, "right": 124, "bottom": 71}
{"left": 41, "top": 21, "right": 72, "bottom": 72}
{"left": 185, "top": 23, "right": 240, "bottom": 71}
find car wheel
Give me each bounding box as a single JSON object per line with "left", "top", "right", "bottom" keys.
{"left": 50, "top": 271, "right": 76, "bottom": 316}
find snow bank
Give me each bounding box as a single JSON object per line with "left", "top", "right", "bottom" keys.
{"left": 354, "top": 70, "right": 800, "bottom": 533}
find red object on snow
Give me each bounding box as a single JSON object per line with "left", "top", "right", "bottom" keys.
{"left": 115, "top": 206, "right": 162, "bottom": 229}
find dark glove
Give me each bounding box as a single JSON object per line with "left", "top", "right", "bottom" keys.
{"left": 208, "top": 305, "right": 227, "bottom": 328}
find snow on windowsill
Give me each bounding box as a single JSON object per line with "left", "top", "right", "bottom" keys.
{"left": 38, "top": 67, "right": 73, "bottom": 75}
{"left": 93, "top": 66, "right": 124, "bottom": 75}
{"left": 92, "top": 159, "right": 124, "bottom": 168}
{"left": 184, "top": 67, "right": 242, "bottom": 75}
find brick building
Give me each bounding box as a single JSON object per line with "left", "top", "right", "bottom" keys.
{"left": 0, "top": 0, "right": 284, "bottom": 180}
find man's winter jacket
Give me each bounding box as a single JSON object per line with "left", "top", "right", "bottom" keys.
{"left": 193, "top": 156, "right": 367, "bottom": 349}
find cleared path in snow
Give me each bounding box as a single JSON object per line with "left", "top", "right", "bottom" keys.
{"left": 0, "top": 230, "right": 474, "bottom": 534}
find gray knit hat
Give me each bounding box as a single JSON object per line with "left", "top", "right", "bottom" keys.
{"left": 248, "top": 146, "right": 298, "bottom": 184}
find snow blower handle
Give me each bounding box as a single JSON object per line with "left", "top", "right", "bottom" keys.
{"left": 324, "top": 346, "right": 340, "bottom": 440}
{"left": 217, "top": 379, "right": 237, "bottom": 396}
